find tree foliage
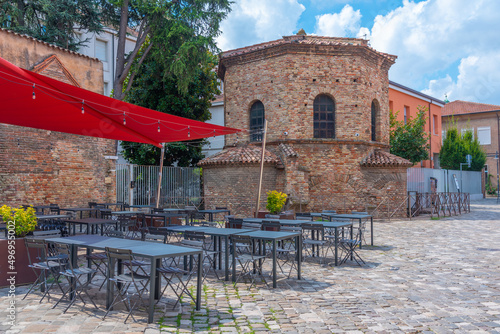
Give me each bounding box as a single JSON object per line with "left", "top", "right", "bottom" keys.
{"left": 120, "top": 52, "right": 220, "bottom": 166}
{"left": 440, "top": 123, "right": 486, "bottom": 171}
{"left": 0, "top": 0, "right": 104, "bottom": 51}
{"left": 389, "top": 105, "right": 429, "bottom": 164}
{"left": 111, "top": 0, "right": 231, "bottom": 101}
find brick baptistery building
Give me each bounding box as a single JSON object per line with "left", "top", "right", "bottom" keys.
{"left": 199, "top": 34, "right": 413, "bottom": 217}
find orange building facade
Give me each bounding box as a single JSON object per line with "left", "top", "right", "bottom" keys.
{"left": 389, "top": 81, "right": 445, "bottom": 168}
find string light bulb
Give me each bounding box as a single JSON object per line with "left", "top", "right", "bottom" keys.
{"left": 213, "top": 129, "right": 216, "bottom": 138}
{"left": 123, "top": 112, "right": 126, "bottom": 125}
{"left": 81, "top": 100, "right": 85, "bottom": 114}
{"left": 32, "top": 84, "right": 36, "bottom": 99}
{"left": 157, "top": 121, "right": 160, "bottom": 132}
{"left": 188, "top": 126, "right": 190, "bottom": 138}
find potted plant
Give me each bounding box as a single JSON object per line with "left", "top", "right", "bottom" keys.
{"left": 266, "top": 191, "right": 287, "bottom": 215}
{"left": 0, "top": 205, "right": 38, "bottom": 287}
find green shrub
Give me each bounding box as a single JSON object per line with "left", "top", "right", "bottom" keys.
{"left": 0, "top": 205, "right": 37, "bottom": 237}
{"left": 266, "top": 191, "right": 287, "bottom": 214}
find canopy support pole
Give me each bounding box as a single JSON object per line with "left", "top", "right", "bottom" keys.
{"left": 255, "top": 120, "right": 268, "bottom": 218}
{"left": 155, "top": 143, "right": 165, "bottom": 209}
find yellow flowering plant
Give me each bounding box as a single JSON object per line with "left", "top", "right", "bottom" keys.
{"left": 266, "top": 191, "right": 287, "bottom": 215}
{"left": 0, "top": 205, "right": 38, "bottom": 238}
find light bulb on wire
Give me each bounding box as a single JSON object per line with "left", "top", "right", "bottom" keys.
{"left": 123, "top": 112, "right": 126, "bottom": 125}
{"left": 81, "top": 100, "right": 85, "bottom": 114}
{"left": 32, "top": 84, "right": 36, "bottom": 99}
{"left": 158, "top": 121, "right": 160, "bottom": 132}
{"left": 188, "top": 126, "right": 190, "bottom": 138}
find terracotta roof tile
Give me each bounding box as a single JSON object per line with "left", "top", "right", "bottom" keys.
{"left": 278, "top": 143, "right": 298, "bottom": 157}
{"left": 442, "top": 100, "right": 500, "bottom": 116}
{"left": 0, "top": 28, "right": 99, "bottom": 61}
{"left": 221, "top": 35, "right": 397, "bottom": 62}
{"left": 360, "top": 150, "right": 413, "bottom": 168}
{"left": 198, "top": 145, "right": 279, "bottom": 166}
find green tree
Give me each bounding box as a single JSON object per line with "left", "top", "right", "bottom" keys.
{"left": 439, "top": 125, "right": 486, "bottom": 171}
{"left": 390, "top": 105, "right": 429, "bottom": 164}
{"left": 111, "top": 0, "right": 231, "bottom": 101}
{"left": 120, "top": 51, "right": 220, "bottom": 166}
{"left": 439, "top": 127, "right": 466, "bottom": 170}
{"left": 0, "top": 0, "right": 104, "bottom": 51}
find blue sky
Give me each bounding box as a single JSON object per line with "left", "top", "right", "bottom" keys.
{"left": 216, "top": 0, "right": 500, "bottom": 105}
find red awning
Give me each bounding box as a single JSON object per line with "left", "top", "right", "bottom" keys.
{"left": 0, "top": 56, "right": 239, "bottom": 147}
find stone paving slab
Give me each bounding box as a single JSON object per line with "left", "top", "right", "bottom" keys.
{"left": 1, "top": 198, "right": 500, "bottom": 333}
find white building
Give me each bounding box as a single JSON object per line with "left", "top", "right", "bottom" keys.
{"left": 75, "top": 27, "right": 137, "bottom": 96}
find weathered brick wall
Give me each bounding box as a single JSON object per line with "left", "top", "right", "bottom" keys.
{"left": 202, "top": 36, "right": 407, "bottom": 218}
{"left": 202, "top": 164, "right": 280, "bottom": 216}
{"left": 0, "top": 29, "right": 116, "bottom": 208}
{"left": 223, "top": 51, "right": 391, "bottom": 146}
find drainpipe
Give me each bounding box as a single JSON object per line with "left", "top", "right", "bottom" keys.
{"left": 429, "top": 100, "right": 432, "bottom": 168}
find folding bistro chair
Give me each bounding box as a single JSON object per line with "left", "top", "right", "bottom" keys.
{"left": 301, "top": 223, "right": 328, "bottom": 263}
{"left": 23, "top": 237, "right": 66, "bottom": 302}
{"left": 231, "top": 234, "right": 268, "bottom": 289}
{"left": 52, "top": 243, "right": 98, "bottom": 313}
{"left": 339, "top": 225, "right": 365, "bottom": 266}
{"left": 180, "top": 231, "right": 220, "bottom": 281}
{"left": 275, "top": 225, "right": 301, "bottom": 278}
{"left": 103, "top": 247, "right": 151, "bottom": 323}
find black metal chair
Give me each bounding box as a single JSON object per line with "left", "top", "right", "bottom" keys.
{"left": 301, "top": 223, "right": 328, "bottom": 263}
{"left": 52, "top": 243, "right": 98, "bottom": 313}
{"left": 103, "top": 247, "right": 151, "bottom": 323}
{"left": 231, "top": 234, "right": 268, "bottom": 289}
{"left": 23, "top": 238, "right": 66, "bottom": 302}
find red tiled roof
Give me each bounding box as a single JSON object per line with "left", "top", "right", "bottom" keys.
{"left": 221, "top": 35, "right": 397, "bottom": 62}
{"left": 0, "top": 28, "right": 98, "bottom": 61}
{"left": 212, "top": 94, "right": 224, "bottom": 104}
{"left": 198, "top": 145, "right": 280, "bottom": 166}
{"left": 278, "top": 143, "right": 298, "bottom": 157}
{"left": 360, "top": 150, "right": 413, "bottom": 168}
{"left": 442, "top": 100, "right": 500, "bottom": 116}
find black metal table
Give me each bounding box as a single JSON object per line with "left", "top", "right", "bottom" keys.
{"left": 61, "top": 207, "right": 98, "bottom": 219}
{"left": 65, "top": 218, "right": 116, "bottom": 235}
{"left": 46, "top": 234, "right": 202, "bottom": 323}
{"left": 318, "top": 213, "right": 374, "bottom": 248}
{"left": 198, "top": 209, "right": 231, "bottom": 222}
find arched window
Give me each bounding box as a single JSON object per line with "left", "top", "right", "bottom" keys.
{"left": 250, "top": 101, "right": 265, "bottom": 142}
{"left": 313, "top": 94, "right": 335, "bottom": 138}
{"left": 371, "top": 100, "right": 378, "bottom": 141}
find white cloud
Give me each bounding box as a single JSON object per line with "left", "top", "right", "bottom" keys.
{"left": 367, "top": 0, "right": 500, "bottom": 104}
{"left": 216, "top": 0, "right": 305, "bottom": 51}
{"left": 314, "top": 4, "right": 364, "bottom": 37}
{"left": 422, "top": 53, "right": 500, "bottom": 104}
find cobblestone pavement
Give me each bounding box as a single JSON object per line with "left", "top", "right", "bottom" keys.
{"left": 1, "top": 198, "right": 500, "bottom": 333}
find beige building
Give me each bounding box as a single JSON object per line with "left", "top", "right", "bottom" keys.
{"left": 442, "top": 100, "right": 500, "bottom": 187}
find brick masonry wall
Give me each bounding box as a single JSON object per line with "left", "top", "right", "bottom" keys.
{"left": 223, "top": 51, "right": 391, "bottom": 146}
{"left": 0, "top": 30, "right": 116, "bottom": 207}
{"left": 202, "top": 38, "right": 408, "bottom": 218}
{"left": 203, "top": 164, "right": 279, "bottom": 216}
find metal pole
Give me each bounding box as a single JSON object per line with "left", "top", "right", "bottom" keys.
{"left": 497, "top": 151, "right": 499, "bottom": 203}
{"left": 155, "top": 143, "right": 165, "bottom": 209}
{"left": 255, "top": 120, "right": 268, "bottom": 218}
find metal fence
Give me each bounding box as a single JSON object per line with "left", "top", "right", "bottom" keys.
{"left": 407, "top": 167, "right": 482, "bottom": 196}
{"left": 116, "top": 164, "right": 202, "bottom": 207}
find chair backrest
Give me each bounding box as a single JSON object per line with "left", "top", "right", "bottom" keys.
{"left": 241, "top": 222, "right": 261, "bottom": 230}
{"left": 295, "top": 212, "right": 311, "bottom": 218}
{"left": 49, "top": 204, "right": 60, "bottom": 214}
{"left": 33, "top": 229, "right": 61, "bottom": 239}
{"left": 105, "top": 229, "right": 124, "bottom": 238}
{"left": 215, "top": 206, "right": 227, "bottom": 210}
{"left": 152, "top": 208, "right": 164, "bottom": 213}
{"left": 351, "top": 211, "right": 368, "bottom": 215}
{"left": 88, "top": 202, "right": 97, "bottom": 208}
{"left": 227, "top": 217, "right": 243, "bottom": 229}
{"left": 184, "top": 231, "right": 207, "bottom": 241}
{"left": 296, "top": 215, "right": 313, "bottom": 221}
{"left": 144, "top": 233, "right": 166, "bottom": 243}
{"left": 24, "top": 237, "right": 48, "bottom": 266}
{"left": 302, "top": 223, "right": 324, "bottom": 238}
{"left": 261, "top": 221, "right": 280, "bottom": 231}
{"left": 322, "top": 210, "right": 336, "bottom": 213}
{"left": 52, "top": 242, "right": 73, "bottom": 268}
{"left": 280, "top": 225, "right": 302, "bottom": 233}
{"left": 265, "top": 214, "right": 280, "bottom": 219}
{"left": 231, "top": 234, "right": 253, "bottom": 247}
{"left": 106, "top": 247, "right": 143, "bottom": 280}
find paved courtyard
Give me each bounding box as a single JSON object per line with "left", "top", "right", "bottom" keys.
{"left": 1, "top": 198, "right": 500, "bottom": 333}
